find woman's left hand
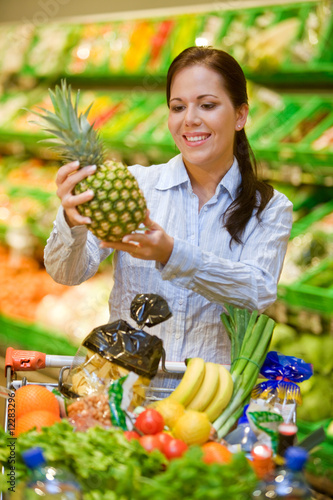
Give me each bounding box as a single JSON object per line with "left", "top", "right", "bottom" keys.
{"left": 100, "top": 212, "right": 174, "bottom": 265}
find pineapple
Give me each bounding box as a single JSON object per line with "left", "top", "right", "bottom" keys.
{"left": 31, "top": 80, "right": 147, "bottom": 241}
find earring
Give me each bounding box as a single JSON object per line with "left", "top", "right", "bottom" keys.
{"left": 237, "top": 124, "right": 241, "bottom": 129}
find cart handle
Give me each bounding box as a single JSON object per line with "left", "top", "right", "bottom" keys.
{"left": 5, "top": 347, "right": 74, "bottom": 373}
{"left": 5, "top": 348, "right": 231, "bottom": 374}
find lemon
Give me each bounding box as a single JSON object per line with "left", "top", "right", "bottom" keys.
{"left": 155, "top": 398, "right": 185, "bottom": 428}
{"left": 173, "top": 409, "right": 211, "bottom": 445}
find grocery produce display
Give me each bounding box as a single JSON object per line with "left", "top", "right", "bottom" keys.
{"left": 0, "top": 2, "right": 332, "bottom": 85}
{"left": 1, "top": 86, "right": 333, "bottom": 170}
{"left": 270, "top": 323, "right": 333, "bottom": 423}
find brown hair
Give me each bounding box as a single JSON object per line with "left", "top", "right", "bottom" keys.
{"left": 166, "top": 46, "right": 274, "bottom": 245}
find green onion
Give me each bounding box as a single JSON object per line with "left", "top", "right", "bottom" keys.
{"left": 213, "top": 305, "right": 275, "bottom": 439}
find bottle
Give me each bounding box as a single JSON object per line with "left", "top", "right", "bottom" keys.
{"left": 224, "top": 404, "right": 258, "bottom": 453}
{"left": 275, "top": 422, "right": 298, "bottom": 466}
{"left": 252, "top": 446, "right": 312, "bottom": 499}
{"left": 22, "top": 447, "right": 82, "bottom": 499}
{"left": 251, "top": 443, "right": 275, "bottom": 480}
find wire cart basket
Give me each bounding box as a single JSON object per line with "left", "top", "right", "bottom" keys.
{"left": 2, "top": 347, "right": 194, "bottom": 431}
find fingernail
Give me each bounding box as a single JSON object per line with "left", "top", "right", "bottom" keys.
{"left": 87, "top": 189, "right": 94, "bottom": 197}
{"left": 72, "top": 160, "right": 80, "bottom": 167}
{"left": 88, "top": 165, "right": 97, "bottom": 172}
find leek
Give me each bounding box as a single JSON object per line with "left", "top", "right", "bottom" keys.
{"left": 213, "top": 305, "right": 275, "bottom": 438}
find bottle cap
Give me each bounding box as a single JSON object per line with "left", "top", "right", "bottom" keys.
{"left": 22, "top": 447, "right": 46, "bottom": 469}
{"left": 251, "top": 443, "right": 273, "bottom": 460}
{"left": 285, "top": 446, "right": 308, "bottom": 471}
{"left": 278, "top": 422, "right": 298, "bottom": 436}
{"left": 238, "top": 404, "right": 250, "bottom": 425}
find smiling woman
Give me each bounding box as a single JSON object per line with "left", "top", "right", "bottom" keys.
{"left": 44, "top": 46, "right": 293, "bottom": 388}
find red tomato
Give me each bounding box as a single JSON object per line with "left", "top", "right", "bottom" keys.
{"left": 139, "top": 434, "right": 164, "bottom": 453}
{"left": 123, "top": 430, "right": 140, "bottom": 441}
{"left": 135, "top": 409, "right": 164, "bottom": 435}
{"left": 163, "top": 438, "right": 188, "bottom": 460}
{"left": 154, "top": 432, "right": 173, "bottom": 452}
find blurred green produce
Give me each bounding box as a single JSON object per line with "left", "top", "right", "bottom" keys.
{"left": 271, "top": 324, "right": 333, "bottom": 422}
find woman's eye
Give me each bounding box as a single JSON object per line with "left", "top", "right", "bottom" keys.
{"left": 201, "top": 103, "right": 216, "bottom": 109}
{"left": 171, "top": 106, "right": 185, "bottom": 112}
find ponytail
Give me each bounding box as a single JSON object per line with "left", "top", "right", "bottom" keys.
{"left": 223, "top": 129, "right": 274, "bottom": 245}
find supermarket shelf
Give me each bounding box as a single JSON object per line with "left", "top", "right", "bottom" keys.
{"left": 278, "top": 257, "right": 333, "bottom": 315}
{"left": 245, "top": 65, "right": 333, "bottom": 87}
{"left": 0, "top": 314, "right": 78, "bottom": 355}
{"left": 278, "top": 283, "right": 333, "bottom": 315}
{"left": 290, "top": 199, "right": 333, "bottom": 239}
{"left": 1, "top": 2, "right": 333, "bottom": 87}
{"left": 1, "top": 0, "right": 327, "bottom": 26}
{"left": 1, "top": 90, "right": 333, "bottom": 173}
{"left": 260, "top": 163, "right": 333, "bottom": 187}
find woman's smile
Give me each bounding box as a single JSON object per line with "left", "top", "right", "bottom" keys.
{"left": 183, "top": 132, "right": 212, "bottom": 146}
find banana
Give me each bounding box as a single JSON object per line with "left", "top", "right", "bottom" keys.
{"left": 204, "top": 364, "right": 234, "bottom": 423}
{"left": 168, "top": 357, "right": 206, "bottom": 406}
{"left": 186, "top": 362, "right": 220, "bottom": 412}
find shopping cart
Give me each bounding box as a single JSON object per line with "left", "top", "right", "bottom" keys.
{"left": 2, "top": 347, "right": 194, "bottom": 431}
{"left": 3, "top": 345, "right": 232, "bottom": 422}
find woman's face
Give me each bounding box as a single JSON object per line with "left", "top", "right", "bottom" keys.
{"left": 168, "top": 65, "right": 248, "bottom": 173}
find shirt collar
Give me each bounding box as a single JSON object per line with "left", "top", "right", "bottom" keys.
{"left": 155, "top": 154, "right": 241, "bottom": 201}
{"left": 155, "top": 154, "right": 190, "bottom": 190}
{"left": 218, "top": 156, "right": 241, "bottom": 201}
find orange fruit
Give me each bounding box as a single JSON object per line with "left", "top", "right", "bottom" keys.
{"left": 201, "top": 442, "right": 232, "bottom": 464}
{"left": 14, "top": 385, "right": 60, "bottom": 419}
{"left": 15, "top": 410, "right": 61, "bottom": 436}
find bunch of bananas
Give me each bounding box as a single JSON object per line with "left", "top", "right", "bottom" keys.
{"left": 167, "top": 358, "right": 234, "bottom": 423}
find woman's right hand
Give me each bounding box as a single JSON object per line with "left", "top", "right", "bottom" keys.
{"left": 55, "top": 160, "right": 96, "bottom": 228}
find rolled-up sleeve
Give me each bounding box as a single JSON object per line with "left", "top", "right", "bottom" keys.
{"left": 44, "top": 207, "right": 112, "bottom": 285}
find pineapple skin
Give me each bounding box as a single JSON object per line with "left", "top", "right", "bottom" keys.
{"left": 74, "top": 160, "right": 147, "bottom": 241}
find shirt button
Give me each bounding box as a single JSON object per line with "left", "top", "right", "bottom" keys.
{"left": 204, "top": 206, "right": 208, "bottom": 212}
{"left": 175, "top": 334, "right": 180, "bottom": 340}
{"left": 190, "top": 235, "right": 195, "bottom": 240}
{"left": 178, "top": 299, "right": 183, "bottom": 305}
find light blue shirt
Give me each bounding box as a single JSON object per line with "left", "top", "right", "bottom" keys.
{"left": 44, "top": 154, "right": 293, "bottom": 375}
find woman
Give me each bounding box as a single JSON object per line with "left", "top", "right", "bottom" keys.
{"left": 44, "top": 46, "right": 293, "bottom": 384}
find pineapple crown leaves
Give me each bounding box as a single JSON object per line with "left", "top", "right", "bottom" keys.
{"left": 26, "top": 79, "right": 106, "bottom": 166}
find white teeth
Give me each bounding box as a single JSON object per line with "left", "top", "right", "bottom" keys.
{"left": 185, "top": 135, "right": 209, "bottom": 142}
